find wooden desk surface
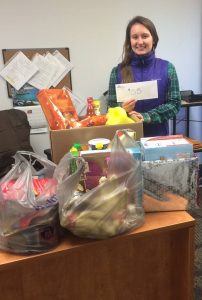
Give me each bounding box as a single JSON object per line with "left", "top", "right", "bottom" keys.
{"left": 0, "top": 211, "right": 195, "bottom": 270}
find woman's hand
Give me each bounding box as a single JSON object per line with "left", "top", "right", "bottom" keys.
{"left": 129, "top": 111, "right": 144, "bottom": 122}
{"left": 121, "top": 99, "right": 136, "bottom": 113}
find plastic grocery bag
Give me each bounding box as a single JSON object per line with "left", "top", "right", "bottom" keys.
{"left": 55, "top": 130, "right": 144, "bottom": 239}
{"left": 0, "top": 151, "right": 60, "bottom": 253}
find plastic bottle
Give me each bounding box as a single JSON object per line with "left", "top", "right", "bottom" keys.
{"left": 69, "top": 146, "right": 79, "bottom": 157}
{"left": 86, "top": 97, "right": 95, "bottom": 116}
{"left": 93, "top": 100, "right": 101, "bottom": 115}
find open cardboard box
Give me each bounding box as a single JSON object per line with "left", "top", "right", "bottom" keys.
{"left": 49, "top": 122, "right": 143, "bottom": 164}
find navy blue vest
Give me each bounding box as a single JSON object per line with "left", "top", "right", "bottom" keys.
{"left": 118, "top": 52, "right": 169, "bottom": 137}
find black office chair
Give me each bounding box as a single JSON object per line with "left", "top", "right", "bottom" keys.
{"left": 0, "top": 109, "right": 33, "bottom": 178}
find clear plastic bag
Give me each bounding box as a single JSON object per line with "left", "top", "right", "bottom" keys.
{"left": 0, "top": 151, "right": 60, "bottom": 253}
{"left": 55, "top": 130, "right": 144, "bottom": 239}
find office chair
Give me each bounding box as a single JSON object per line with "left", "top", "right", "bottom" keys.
{"left": 0, "top": 109, "right": 33, "bottom": 178}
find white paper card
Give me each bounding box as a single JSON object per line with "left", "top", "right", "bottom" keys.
{"left": 44, "top": 52, "right": 66, "bottom": 87}
{"left": 0, "top": 51, "right": 39, "bottom": 90}
{"left": 52, "top": 50, "right": 73, "bottom": 87}
{"left": 115, "top": 80, "right": 158, "bottom": 102}
{"left": 28, "top": 53, "right": 57, "bottom": 90}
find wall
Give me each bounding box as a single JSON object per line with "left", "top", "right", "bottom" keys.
{"left": 0, "top": 0, "right": 201, "bottom": 155}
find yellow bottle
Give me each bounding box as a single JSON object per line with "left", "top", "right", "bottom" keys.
{"left": 93, "top": 99, "right": 101, "bottom": 115}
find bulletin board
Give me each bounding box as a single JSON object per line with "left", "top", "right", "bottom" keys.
{"left": 2, "top": 47, "right": 72, "bottom": 98}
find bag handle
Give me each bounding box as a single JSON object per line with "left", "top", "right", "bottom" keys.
{"left": 14, "top": 151, "right": 56, "bottom": 176}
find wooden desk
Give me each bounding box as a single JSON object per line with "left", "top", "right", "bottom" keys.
{"left": 0, "top": 211, "right": 195, "bottom": 300}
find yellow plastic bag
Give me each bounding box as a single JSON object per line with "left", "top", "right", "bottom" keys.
{"left": 106, "top": 107, "right": 135, "bottom": 125}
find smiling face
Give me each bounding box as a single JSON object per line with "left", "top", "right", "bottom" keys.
{"left": 130, "top": 23, "right": 153, "bottom": 56}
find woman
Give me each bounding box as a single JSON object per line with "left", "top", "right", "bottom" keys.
{"left": 108, "top": 16, "right": 181, "bottom": 137}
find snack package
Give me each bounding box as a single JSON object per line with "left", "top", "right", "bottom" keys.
{"left": 37, "top": 88, "right": 79, "bottom": 130}
{"left": 55, "top": 130, "right": 144, "bottom": 239}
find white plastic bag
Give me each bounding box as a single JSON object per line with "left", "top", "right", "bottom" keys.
{"left": 0, "top": 151, "right": 60, "bottom": 253}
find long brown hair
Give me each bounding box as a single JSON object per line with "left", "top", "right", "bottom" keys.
{"left": 121, "top": 16, "right": 159, "bottom": 83}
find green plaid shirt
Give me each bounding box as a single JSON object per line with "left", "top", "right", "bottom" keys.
{"left": 108, "top": 62, "right": 181, "bottom": 124}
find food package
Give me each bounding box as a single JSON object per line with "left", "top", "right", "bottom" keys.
{"left": 37, "top": 88, "right": 79, "bottom": 130}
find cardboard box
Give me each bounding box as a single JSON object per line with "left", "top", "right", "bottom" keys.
{"left": 140, "top": 135, "right": 193, "bottom": 161}
{"left": 50, "top": 122, "right": 143, "bottom": 163}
